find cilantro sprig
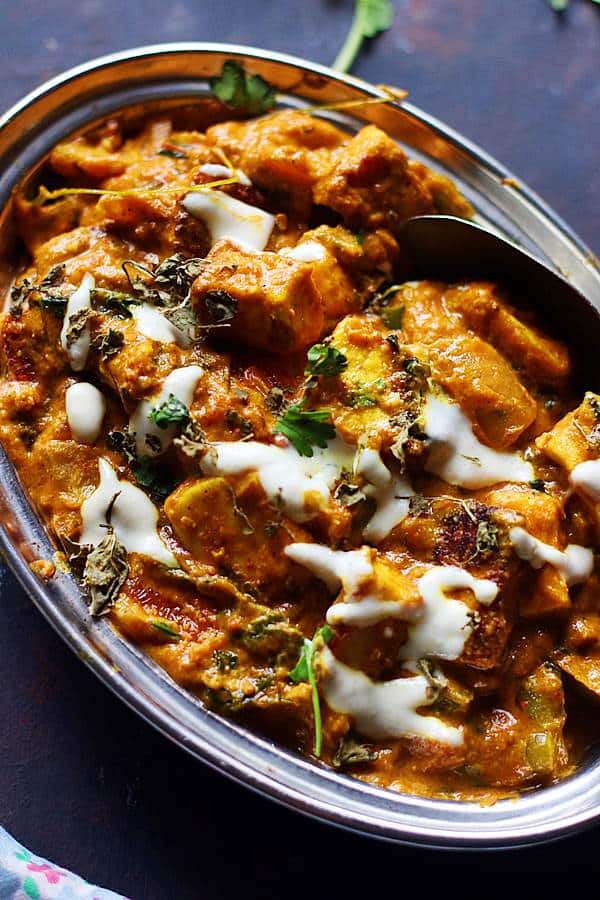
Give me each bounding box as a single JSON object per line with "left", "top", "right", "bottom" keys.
{"left": 333, "top": 0, "right": 394, "bottom": 74}
{"left": 290, "top": 625, "right": 334, "bottom": 757}
{"left": 305, "top": 343, "right": 348, "bottom": 378}
{"left": 211, "top": 60, "right": 277, "bottom": 115}
{"left": 274, "top": 404, "right": 335, "bottom": 457}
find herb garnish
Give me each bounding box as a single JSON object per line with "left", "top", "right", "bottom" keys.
{"left": 149, "top": 394, "right": 190, "bottom": 429}
{"left": 106, "top": 428, "right": 178, "bottom": 501}
{"left": 381, "top": 305, "right": 404, "bottom": 329}
{"left": 585, "top": 396, "right": 600, "bottom": 450}
{"left": 64, "top": 307, "right": 92, "bottom": 347}
{"left": 158, "top": 147, "right": 188, "bottom": 159}
{"left": 348, "top": 391, "right": 377, "bottom": 408}
{"left": 132, "top": 456, "right": 178, "bottom": 501}
{"left": 289, "top": 625, "right": 334, "bottom": 757}
{"left": 152, "top": 620, "right": 181, "bottom": 641}
{"left": 211, "top": 60, "right": 277, "bottom": 115}
{"left": 548, "top": 1, "right": 600, "bottom": 13}
{"left": 409, "top": 494, "right": 431, "bottom": 517}
{"left": 39, "top": 296, "right": 68, "bottom": 315}
{"left": 225, "top": 409, "right": 253, "bottom": 437}
{"left": 529, "top": 479, "right": 546, "bottom": 493}
{"left": 9, "top": 280, "right": 32, "bottom": 317}
{"left": 389, "top": 409, "right": 421, "bottom": 471}
{"left": 403, "top": 357, "right": 430, "bottom": 380}
{"left": 333, "top": 735, "right": 377, "bottom": 768}
{"left": 90, "top": 288, "right": 141, "bottom": 318}
{"left": 474, "top": 520, "right": 500, "bottom": 557}
{"left": 386, "top": 333, "right": 400, "bottom": 354}
{"left": 163, "top": 299, "right": 198, "bottom": 342}
{"left": 203, "top": 289, "right": 238, "bottom": 324}
{"left": 274, "top": 403, "right": 335, "bottom": 457}
{"left": 10, "top": 264, "right": 68, "bottom": 318}
{"left": 116, "top": 254, "right": 204, "bottom": 314}
{"left": 334, "top": 482, "right": 367, "bottom": 507}
{"left": 416, "top": 658, "right": 448, "bottom": 701}
{"left": 91, "top": 328, "right": 124, "bottom": 359}
{"left": 83, "top": 526, "right": 129, "bottom": 616}
{"left": 152, "top": 254, "right": 205, "bottom": 300}
{"left": 333, "top": 0, "right": 394, "bottom": 73}
{"left": 265, "top": 386, "right": 287, "bottom": 413}
{"left": 305, "top": 343, "right": 348, "bottom": 377}
{"left": 213, "top": 649, "right": 239, "bottom": 672}
{"left": 173, "top": 419, "right": 208, "bottom": 458}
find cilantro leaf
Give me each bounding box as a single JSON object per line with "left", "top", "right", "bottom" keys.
{"left": 305, "top": 343, "right": 348, "bottom": 377}
{"left": 274, "top": 404, "right": 335, "bottom": 457}
{"left": 289, "top": 625, "right": 334, "bottom": 757}
{"left": 333, "top": 0, "right": 394, "bottom": 74}
{"left": 211, "top": 60, "right": 277, "bottom": 115}
{"left": 149, "top": 394, "right": 190, "bottom": 429}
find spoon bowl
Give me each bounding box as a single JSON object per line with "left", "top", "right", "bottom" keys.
{"left": 399, "top": 215, "right": 600, "bottom": 390}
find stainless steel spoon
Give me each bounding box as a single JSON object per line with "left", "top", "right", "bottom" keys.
{"left": 398, "top": 215, "right": 600, "bottom": 390}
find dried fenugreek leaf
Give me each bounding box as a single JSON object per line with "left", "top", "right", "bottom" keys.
{"left": 83, "top": 527, "right": 129, "bottom": 616}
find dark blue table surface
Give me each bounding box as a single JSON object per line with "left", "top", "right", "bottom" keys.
{"left": 1, "top": 1, "right": 599, "bottom": 896}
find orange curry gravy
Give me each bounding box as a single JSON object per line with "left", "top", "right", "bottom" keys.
{"left": 2, "top": 82, "right": 600, "bottom": 803}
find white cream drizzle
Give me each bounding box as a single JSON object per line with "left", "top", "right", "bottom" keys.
{"left": 509, "top": 526, "right": 593, "bottom": 586}
{"left": 284, "top": 543, "right": 372, "bottom": 593}
{"left": 202, "top": 438, "right": 353, "bottom": 522}
{"left": 182, "top": 190, "right": 274, "bottom": 251}
{"left": 130, "top": 365, "right": 203, "bottom": 458}
{"left": 132, "top": 303, "right": 190, "bottom": 346}
{"left": 285, "top": 543, "right": 421, "bottom": 628}
{"left": 399, "top": 567, "right": 498, "bottom": 662}
{"left": 279, "top": 241, "right": 327, "bottom": 263}
{"left": 315, "top": 564, "right": 499, "bottom": 745}
{"left": 202, "top": 436, "right": 411, "bottom": 539}
{"left": 198, "top": 163, "right": 252, "bottom": 185}
{"left": 357, "top": 449, "right": 413, "bottom": 542}
{"left": 80, "top": 458, "right": 176, "bottom": 566}
{"left": 424, "top": 395, "right": 533, "bottom": 489}
{"left": 60, "top": 273, "right": 94, "bottom": 372}
{"left": 320, "top": 646, "right": 463, "bottom": 746}
{"left": 570, "top": 459, "right": 600, "bottom": 502}
{"left": 65, "top": 382, "right": 106, "bottom": 444}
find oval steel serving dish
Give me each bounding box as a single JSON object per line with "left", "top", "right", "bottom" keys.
{"left": 1, "top": 43, "right": 599, "bottom": 850}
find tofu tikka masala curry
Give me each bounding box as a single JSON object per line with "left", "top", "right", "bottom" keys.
{"left": 3, "top": 63, "right": 600, "bottom": 802}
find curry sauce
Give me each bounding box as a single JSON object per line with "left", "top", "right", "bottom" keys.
{"left": 2, "top": 67, "right": 600, "bottom": 802}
